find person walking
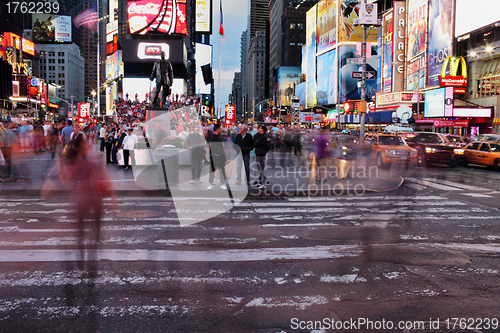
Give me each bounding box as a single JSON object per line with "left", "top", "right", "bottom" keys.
{"left": 186, "top": 127, "right": 205, "bottom": 183}
{"left": 253, "top": 125, "right": 269, "bottom": 189}
{"left": 61, "top": 119, "right": 74, "bottom": 148}
{"left": 99, "top": 123, "right": 106, "bottom": 155}
{"left": 120, "top": 127, "right": 138, "bottom": 169}
{"left": 111, "top": 128, "right": 126, "bottom": 164}
{"left": 315, "top": 129, "right": 330, "bottom": 183}
{"left": 104, "top": 125, "right": 114, "bottom": 164}
{"left": 207, "top": 124, "right": 228, "bottom": 190}
{"left": 233, "top": 124, "right": 253, "bottom": 185}
{"left": 0, "top": 121, "right": 17, "bottom": 181}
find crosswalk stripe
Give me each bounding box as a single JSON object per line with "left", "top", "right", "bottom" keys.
{"left": 421, "top": 178, "right": 490, "bottom": 191}
{"left": 404, "top": 177, "right": 461, "bottom": 191}
{"left": 0, "top": 245, "right": 361, "bottom": 262}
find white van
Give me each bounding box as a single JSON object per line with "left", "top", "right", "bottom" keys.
{"left": 383, "top": 126, "right": 414, "bottom": 134}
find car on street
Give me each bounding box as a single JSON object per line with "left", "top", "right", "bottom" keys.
{"left": 405, "top": 132, "right": 464, "bottom": 166}
{"left": 330, "top": 134, "right": 361, "bottom": 159}
{"left": 445, "top": 134, "right": 467, "bottom": 147}
{"left": 463, "top": 141, "right": 500, "bottom": 171}
{"left": 365, "top": 133, "right": 418, "bottom": 168}
{"left": 474, "top": 133, "right": 500, "bottom": 142}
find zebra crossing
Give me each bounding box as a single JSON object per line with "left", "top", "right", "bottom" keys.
{"left": 403, "top": 176, "right": 497, "bottom": 196}
{"left": 1, "top": 194, "right": 500, "bottom": 331}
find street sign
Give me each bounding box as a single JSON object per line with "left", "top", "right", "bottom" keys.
{"left": 49, "top": 98, "right": 60, "bottom": 103}
{"left": 346, "top": 58, "right": 363, "bottom": 64}
{"left": 351, "top": 71, "right": 376, "bottom": 80}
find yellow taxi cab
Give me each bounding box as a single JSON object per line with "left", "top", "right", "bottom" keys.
{"left": 365, "top": 133, "right": 418, "bottom": 168}
{"left": 463, "top": 141, "right": 500, "bottom": 171}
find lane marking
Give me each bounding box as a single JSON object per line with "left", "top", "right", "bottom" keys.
{"left": 460, "top": 193, "right": 493, "bottom": 198}
{"left": 422, "top": 178, "right": 490, "bottom": 191}
{"left": 404, "top": 177, "right": 461, "bottom": 191}
{"left": 0, "top": 246, "right": 361, "bottom": 262}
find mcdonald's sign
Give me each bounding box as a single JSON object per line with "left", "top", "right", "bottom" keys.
{"left": 440, "top": 56, "right": 468, "bottom": 87}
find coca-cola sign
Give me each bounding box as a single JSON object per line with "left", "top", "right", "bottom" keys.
{"left": 127, "top": 0, "right": 187, "bottom": 35}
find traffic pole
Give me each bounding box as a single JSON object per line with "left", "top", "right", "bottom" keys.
{"left": 360, "top": 1, "right": 367, "bottom": 142}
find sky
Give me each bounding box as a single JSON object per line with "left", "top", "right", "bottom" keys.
{"left": 208, "top": 0, "right": 248, "bottom": 115}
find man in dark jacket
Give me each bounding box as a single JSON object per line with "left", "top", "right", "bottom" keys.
{"left": 207, "top": 124, "right": 228, "bottom": 190}
{"left": 253, "top": 125, "right": 269, "bottom": 189}
{"left": 111, "top": 128, "right": 126, "bottom": 164}
{"left": 233, "top": 124, "right": 254, "bottom": 185}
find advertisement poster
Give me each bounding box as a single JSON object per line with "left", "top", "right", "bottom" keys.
{"left": 78, "top": 103, "right": 90, "bottom": 125}
{"left": 195, "top": 0, "right": 211, "bottom": 33}
{"left": 427, "top": 0, "right": 453, "bottom": 87}
{"left": 338, "top": 0, "right": 377, "bottom": 42}
{"left": 407, "top": 0, "right": 427, "bottom": 60}
{"left": 338, "top": 44, "right": 377, "bottom": 102}
{"left": 278, "top": 67, "right": 302, "bottom": 107}
{"left": 406, "top": 55, "right": 426, "bottom": 91}
{"left": 106, "top": 83, "right": 117, "bottom": 116}
{"left": 382, "top": 10, "right": 393, "bottom": 92}
{"left": 424, "top": 87, "right": 445, "bottom": 118}
{"left": 295, "top": 82, "right": 307, "bottom": 110}
{"left": 317, "top": 0, "right": 337, "bottom": 55}
{"left": 32, "top": 14, "right": 72, "bottom": 42}
{"left": 127, "top": 0, "right": 187, "bottom": 35}
{"left": 306, "top": 5, "right": 318, "bottom": 107}
{"left": 316, "top": 49, "right": 337, "bottom": 106}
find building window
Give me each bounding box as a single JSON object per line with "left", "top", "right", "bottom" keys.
{"left": 298, "top": 23, "right": 304, "bottom": 30}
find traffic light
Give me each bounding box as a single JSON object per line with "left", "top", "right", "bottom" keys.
{"left": 202, "top": 94, "right": 211, "bottom": 106}
{"left": 343, "top": 101, "right": 355, "bottom": 114}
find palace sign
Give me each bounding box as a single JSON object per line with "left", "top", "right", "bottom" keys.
{"left": 440, "top": 56, "right": 468, "bottom": 87}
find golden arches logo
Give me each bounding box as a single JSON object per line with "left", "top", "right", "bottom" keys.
{"left": 441, "top": 56, "right": 467, "bottom": 78}
{"left": 440, "top": 56, "right": 468, "bottom": 87}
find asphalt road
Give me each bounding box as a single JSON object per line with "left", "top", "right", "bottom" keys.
{"left": 1, "top": 163, "right": 500, "bottom": 333}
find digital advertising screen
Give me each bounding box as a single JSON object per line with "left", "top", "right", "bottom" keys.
{"left": 278, "top": 67, "right": 301, "bottom": 107}
{"left": 338, "top": 0, "right": 377, "bottom": 42}
{"left": 455, "top": 0, "right": 498, "bottom": 37}
{"left": 122, "top": 39, "right": 185, "bottom": 63}
{"left": 338, "top": 44, "right": 377, "bottom": 102}
{"left": 316, "top": 49, "right": 337, "bottom": 106}
{"left": 295, "top": 82, "right": 307, "bottom": 110}
{"left": 427, "top": 0, "right": 454, "bottom": 87}
{"left": 382, "top": 10, "right": 393, "bottom": 92}
{"left": 32, "top": 14, "right": 72, "bottom": 42}
{"left": 424, "top": 87, "right": 445, "bottom": 118}
{"left": 407, "top": 0, "right": 427, "bottom": 60}
{"left": 127, "top": 0, "right": 188, "bottom": 35}
{"left": 195, "top": 43, "right": 212, "bottom": 94}
{"left": 306, "top": 5, "right": 318, "bottom": 108}
{"left": 195, "top": 0, "right": 212, "bottom": 33}
{"left": 316, "top": 0, "right": 337, "bottom": 55}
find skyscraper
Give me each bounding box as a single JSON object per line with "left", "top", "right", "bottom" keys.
{"left": 248, "top": 0, "right": 269, "bottom": 38}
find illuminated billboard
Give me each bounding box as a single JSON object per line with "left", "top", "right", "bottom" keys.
{"left": 382, "top": 9, "right": 393, "bottom": 92}
{"left": 338, "top": 44, "right": 377, "bottom": 102}
{"left": 127, "top": 0, "right": 188, "bottom": 35}
{"left": 122, "top": 39, "right": 185, "bottom": 63}
{"left": 316, "top": 0, "right": 337, "bottom": 55}
{"left": 306, "top": 5, "right": 317, "bottom": 107}
{"left": 106, "top": 50, "right": 124, "bottom": 81}
{"left": 427, "top": 0, "right": 453, "bottom": 87}
{"left": 195, "top": 43, "right": 212, "bottom": 94}
{"left": 455, "top": 0, "right": 498, "bottom": 37}
{"left": 338, "top": 0, "right": 377, "bottom": 42}
{"left": 278, "top": 67, "right": 301, "bottom": 107}
{"left": 407, "top": 0, "right": 427, "bottom": 60}
{"left": 424, "top": 87, "right": 453, "bottom": 118}
{"left": 195, "top": 0, "right": 212, "bottom": 33}
{"left": 316, "top": 49, "right": 337, "bottom": 106}
{"left": 32, "top": 14, "right": 71, "bottom": 42}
